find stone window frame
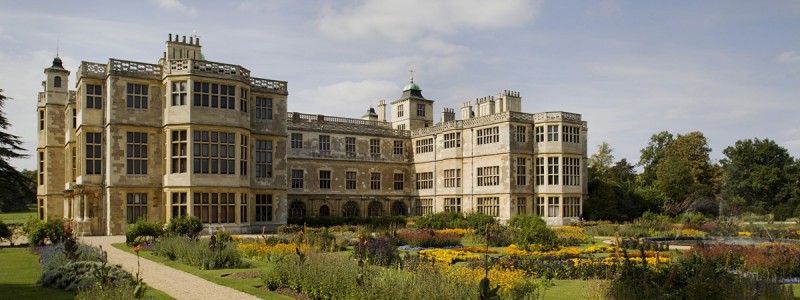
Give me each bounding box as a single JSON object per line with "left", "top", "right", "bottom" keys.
{"left": 397, "top": 104, "right": 404, "bottom": 118}
{"left": 476, "top": 166, "right": 499, "bottom": 187}
{"left": 192, "top": 131, "right": 235, "bottom": 175}
{"left": 476, "top": 126, "right": 499, "bottom": 145}
{"left": 416, "top": 103, "right": 425, "bottom": 117}
{"left": 255, "top": 139, "right": 273, "bottom": 178}
{"left": 415, "top": 138, "right": 433, "bottom": 154}
{"left": 562, "top": 157, "right": 581, "bottom": 186}
{"left": 547, "top": 157, "right": 560, "bottom": 185}
{"left": 171, "top": 130, "right": 188, "bottom": 174}
{"left": 443, "top": 168, "right": 461, "bottom": 188}
{"left": 547, "top": 125, "right": 559, "bottom": 142}
{"left": 517, "top": 197, "right": 527, "bottom": 214}
{"left": 126, "top": 83, "right": 149, "bottom": 109}
{"left": 38, "top": 151, "right": 44, "bottom": 185}
{"left": 548, "top": 196, "right": 560, "bottom": 217}
{"left": 319, "top": 170, "right": 331, "bottom": 189}
{"left": 345, "top": 171, "right": 357, "bottom": 190}
{"left": 255, "top": 194, "right": 273, "bottom": 222}
{"left": 291, "top": 169, "right": 304, "bottom": 189}
{"left": 477, "top": 197, "right": 499, "bottom": 217}
{"left": 415, "top": 172, "right": 434, "bottom": 189}
{"left": 370, "top": 172, "right": 381, "bottom": 190}
{"left": 126, "top": 131, "right": 148, "bottom": 175}
{"left": 192, "top": 81, "right": 235, "bottom": 109}
{"left": 416, "top": 198, "right": 433, "bottom": 216}
{"left": 563, "top": 125, "right": 580, "bottom": 143}
{"left": 515, "top": 125, "right": 527, "bottom": 143}
{"left": 319, "top": 135, "right": 331, "bottom": 152}
{"left": 563, "top": 197, "right": 581, "bottom": 218}
{"left": 369, "top": 138, "right": 380, "bottom": 157}
{"left": 239, "top": 88, "right": 249, "bottom": 113}
{"left": 443, "top": 132, "right": 461, "bottom": 149}
{"left": 171, "top": 192, "right": 188, "bottom": 218}
{"left": 85, "top": 83, "right": 102, "bottom": 109}
{"left": 240, "top": 193, "right": 249, "bottom": 223}
{"left": 126, "top": 193, "right": 148, "bottom": 224}
{"left": 85, "top": 132, "right": 102, "bottom": 175}
{"left": 192, "top": 192, "right": 236, "bottom": 224}
{"left": 535, "top": 197, "right": 545, "bottom": 216}
{"left": 38, "top": 110, "right": 44, "bottom": 131}
{"left": 290, "top": 133, "right": 303, "bottom": 149}
{"left": 393, "top": 173, "right": 404, "bottom": 191}
{"left": 393, "top": 140, "right": 404, "bottom": 155}
{"left": 255, "top": 96, "right": 273, "bottom": 120}
{"left": 535, "top": 157, "right": 545, "bottom": 185}
{"left": 240, "top": 135, "right": 248, "bottom": 176}
{"left": 516, "top": 157, "right": 527, "bottom": 186}
{"left": 345, "top": 137, "right": 356, "bottom": 156}
{"left": 444, "top": 197, "right": 461, "bottom": 213}
{"left": 534, "top": 126, "right": 545, "bottom": 143}
{"left": 171, "top": 81, "right": 187, "bottom": 106}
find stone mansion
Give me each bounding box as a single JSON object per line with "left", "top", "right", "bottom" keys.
{"left": 36, "top": 35, "right": 588, "bottom": 235}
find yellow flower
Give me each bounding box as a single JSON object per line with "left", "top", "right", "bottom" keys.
{"left": 738, "top": 231, "right": 752, "bottom": 237}
{"left": 419, "top": 249, "right": 481, "bottom": 264}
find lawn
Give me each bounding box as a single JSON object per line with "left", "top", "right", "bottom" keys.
{"left": 0, "top": 204, "right": 37, "bottom": 224}
{"left": 112, "top": 243, "right": 292, "bottom": 300}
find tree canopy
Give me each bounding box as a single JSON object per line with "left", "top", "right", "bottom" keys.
{"left": 0, "top": 89, "right": 32, "bottom": 212}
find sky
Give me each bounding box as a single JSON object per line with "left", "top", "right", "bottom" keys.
{"left": 1, "top": 0, "right": 799, "bottom": 171}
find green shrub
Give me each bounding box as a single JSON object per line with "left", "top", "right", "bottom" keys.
{"left": 38, "top": 260, "right": 134, "bottom": 292}
{"left": 0, "top": 220, "right": 11, "bottom": 242}
{"left": 27, "top": 218, "right": 66, "bottom": 246}
{"left": 302, "top": 227, "right": 347, "bottom": 252}
{"left": 165, "top": 216, "right": 203, "bottom": 238}
{"left": 413, "top": 212, "right": 496, "bottom": 233}
{"left": 508, "top": 214, "right": 559, "bottom": 251}
{"left": 76, "top": 282, "right": 142, "bottom": 300}
{"left": 125, "top": 218, "right": 164, "bottom": 246}
{"left": 152, "top": 235, "right": 247, "bottom": 270}
{"left": 39, "top": 242, "right": 103, "bottom": 274}
{"left": 396, "top": 229, "right": 461, "bottom": 248}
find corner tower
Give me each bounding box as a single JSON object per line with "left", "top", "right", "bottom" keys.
{"left": 37, "top": 55, "right": 70, "bottom": 220}
{"left": 390, "top": 70, "right": 434, "bottom": 131}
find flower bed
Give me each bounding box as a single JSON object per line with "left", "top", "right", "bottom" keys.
{"left": 237, "top": 242, "right": 309, "bottom": 261}
{"left": 419, "top": 249, "right": 481, "bottom": 264}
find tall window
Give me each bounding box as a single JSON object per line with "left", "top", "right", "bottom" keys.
{"left": 416, "top": 172, "right": 433, "bottom": 189}
{"left": 126, "top": 193, "right": 147, "bottom": 224}
{"left": 535, "top": 157, "right": 545, "bottom": 185}
{"left": 255, "top": 194, "right": 273, "bottom": 222}
{"left": 547, "top": 157, "right": 560, "bottom": 185}
{"left": 370, "top": 172, "right": 381, "bottom": 190}
{"left": 369, "top": 139, "right": 380, "bottom": 157}
{"left": 85, "top": 132, "right": 101, "bottom": 175}
{"left": 126, "top": 83, "right": 148, "bottom": 109}
{"left": 564, "top": 197, "right": 581, "bottom": 217}
{"left": 516, "top": 157, "right": 527, "bottom": 186}
{"left": 393, "top": 173, "right": 404, "bottom": 190}
{"left": 171, "top": 192, "right": 187, "bottom": 217}
{"left": 477, "top": 197, "right": 499, "bottom": 217}
{"left": 171, "top": 81, "right": 187, "bottom": 106}
{"left": 126, "top": 132, "right": 148, "bottom": 175}
{"left": 38, "top": 151, "right": 44, "bottom": 185}
{"left": 345, "top": 137, "right": 356, "bottom": 155}
{"left": 444, "top": 169, "right": 461, "bottom": 188}
{"left": 477, "top": 127, "right": 499, "bottom": 145}
{"left": 54, "top": 76, "right": 61, "bottom": 88}
{"left": 319, "top": 170, "right": 331, "bottom": 189}
{"left": 548, "top": 197, "right": 560, "bottom": 217}
{"left": 563, "top": 126, "right": 580, "bottom": 143}
{"left": 393, "top": 141, "right": 404, "bottom": 155}
{"left": 239, "top": 88, "right": 248, "bottom": 112}
{"left": 240, "top": 193, "right": 248, "bottom": 223}
{"left": 71, "top": 147, "right": 76, "bottom": 182}
{"left": 86, "top": 84, "right": 102, "bottom": 109}
{"left": 416, "top": 198, "right": 433, "bottom": 215}
{"left": 444, "top": 132, "right": 461, "bottom": 148}
{"left": 240, "top": 135, "right": 248, "bottom": 176}
{"left": 38, "top": 110, "right": 44, "bottom": 131}
{"left": 415, "top": 138, "right": 433, "bottom": 153}
{"left": 345, "top": 171, "right": 357, "bottom": 190}
{"left": 547, "top": 125, "right": 559, "bottom": 142}
{"left": 477, "top": 166, "right": 499, "bottom": 186}
{"left": 193, "top": 82, "right": 235, "bottom": 109}
{"left": 290, "top": 133, "right": 303, "bottom": 148}
{"left": 192, "top": 193, "right": 235, "bottom": 223}
{"left": 517, "top": 197, "right": 527, "bottom": 214}
{"left": 291, "top": 169, "right": 304, "bottom": 189}
{"left": 319, "top": 135, "right": 330, "bottom": 152}
{"left": 397, "top": 105, "right": 404, "bottom": 117}
{"left": 255, "top": 97, "right": 272, "bottom": 119}
{"left": 563, "top": 157, "right": 581, "bottom": 186}
{"left": 444, "top": 198, "right": 461, "bottom": 213}
{"left": 72, "top": 108, "right": 76, "bottom": 128}
{"left": 535, "top": 126, "right": 545, "bottom": 143}
{"left": 535, "top": 197, "right": 545, "bottom": 216}
{"left": 171, "top": 130, "right": 187, "bottom": 173}
{"left": 255, "top": 140, "right": 273, "bottom": 178}
{"left": 516, "top": 126, "right": 527, "bottom": 143}
{"left": 416, "top": 103, "right": 425, "bottom": 116}
{"left": 193, "top": 131, "right": 235, "bottom": 174}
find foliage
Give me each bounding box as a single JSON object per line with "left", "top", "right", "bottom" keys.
{"left": 508, "top": 214, "right": 559, "bottom": 251}
{"left": 554, "top": 226, "right": 591, "bottom": 246}
{"left": 353, "top": 235, "right": 401, "bottom": 267}
{"left": 125, "top": 218, "right": 164, "bottom": 246}
{"left": 26, "top": 218, "right": 66, "bottom": 246}
{"left": 38, "top": 260, "right": 134, "bottom": 292}
{"left": 588, "top": 141, "right": 615, "bottom": 177}
{"left": 419, "top": 248, "right": 481, "bottom": 264}
{"left": 165, "top": 216, "right": 202, "bottom": 239}
{"left": 262, "top": 253, "right": 481, "bottom": 299}
{"left": 638, "top": 131, "right": 675, "bottom": 186}
{"left": 300, "top": 227, "right": 348, "bottom": 252}
{"left": 152, "top": 235, "right": 247, "bottom": 270}
{"left": 396, "top": 229, "right": 461, "bottom": 248}
{"left": 0, "top": 89, "right": 33, "bottom": 213}
{"left": 413, "top": 211, "right": 497, "bottom": 234}
{"left": 0, "top": 220, "right": 11, "bottom": 242}
{"left": 38, "top": 242, "right": 103, "bottom": 274}
{"left": 76, "top": 282, "right": 144, "bottom": 300}
{"left": 238, "top": 242, "right": 309, "bottom": 262}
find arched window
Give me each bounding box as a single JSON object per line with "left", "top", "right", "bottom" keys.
{"left": 391, "top": 201, "right": 407, "bottom": 216}
{"left": 319, "top": 204, "right": 330, "bottom": 217}
{"left": 54, "top": 76, "right": 62, "bottom": 88}
{"left": 288, "top": 201, "right": 306, "bottom": 219}
{"left": 368, "top": 201, "right": 383, "bottom": 217}
{"left": 342, "top": 201, "right": 359, "bottom": 218}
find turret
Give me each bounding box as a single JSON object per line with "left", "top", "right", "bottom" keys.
{"left": 165, "top": 33, "right": 203, "bottom": 60}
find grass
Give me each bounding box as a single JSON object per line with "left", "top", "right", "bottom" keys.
{"left": 0, "top": 247, "right": 73, "bottom": 300}
{"left": 546, "top": 280, "right": 592, "bottom": 300}
{"left": 112, "top": 243, "right": 292, "bottom": 300}
{"left": 0, "top": 204, "right": 37, "bottom": 224}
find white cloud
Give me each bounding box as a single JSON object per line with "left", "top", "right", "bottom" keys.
{"left": 316, "top": 0, "right": 540, "bottom": 42}
{"left": 776, "top": 51, "right": 800, "bottom": 63}
{"left": 290, "top": 80, "right": 400, "bottom": 117}
{"left": 150, "top": 0, "right": 196, "bottom": 15}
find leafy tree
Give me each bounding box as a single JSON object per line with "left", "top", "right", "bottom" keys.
{"left": 0, "top": 89, "right": 31, "bottom": 212}
{"left": 650, "top": 131, "right": 719, "bottom": 215}
{"left": 721, "top": 138, "right": 797, "bottom": 217}
{"left": 586, "top": 144, "right": 644, "bottom": 221}
{"left": 588, "top": 141, "right": 614, "bottom": 178}
{"left": 638, "top": 131, "right": 674, "bottom": 186}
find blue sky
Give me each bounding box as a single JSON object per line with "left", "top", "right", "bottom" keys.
{"left": 1, "top": 0, "right": 799, "bottom": 170}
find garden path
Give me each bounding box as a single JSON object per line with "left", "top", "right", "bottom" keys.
{"left": 81, "top": 235, "right": 261, "bottom": 300}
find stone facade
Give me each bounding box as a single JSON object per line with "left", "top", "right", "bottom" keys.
{"left": 37, "top": 35, "right": 588, "bottom": 235}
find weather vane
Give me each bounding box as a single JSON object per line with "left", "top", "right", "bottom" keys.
{"left": 409, "top": 65, "right": 414, "bottom": 82}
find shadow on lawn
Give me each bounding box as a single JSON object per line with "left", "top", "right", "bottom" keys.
{"left": 0, "top": 283, "right": 73, "bottom": 300}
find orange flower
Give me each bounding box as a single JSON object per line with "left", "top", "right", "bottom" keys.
{"left": 133, "top": 245, "right": 142, "bottom": 254}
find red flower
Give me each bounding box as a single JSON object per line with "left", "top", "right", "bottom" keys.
{"left": 133, "top": 245, "right": 143, "bottom": 254}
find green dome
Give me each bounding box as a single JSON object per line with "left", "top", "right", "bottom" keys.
{"left": 403, "top": 81, "right": 421, "bottom": 91}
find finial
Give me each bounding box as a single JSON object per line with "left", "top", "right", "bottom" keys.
{"left": 56, "top": 39, "right": 60, "bottom": 57}
{"left": 409, "top": 65, "right": 414, "bottom": 83}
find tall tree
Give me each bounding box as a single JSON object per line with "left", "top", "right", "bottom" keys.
{"left": 652, "top": 131, "right": 718, "bottom": 215}
{"left": 588, "top": 141, "right": 614, "bottom": 178}
{"left": 638, "top": 131, "right": 674, "bottom": 186}
{"left": 721, "top": 138, "right": 796, "bottom": 217}
{"left": 0, "top": 89, "right": 30, "bottom": 212}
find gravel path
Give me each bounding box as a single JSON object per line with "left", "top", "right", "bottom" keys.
{"left": 81, "top": 236, "right": 261, "bottom": 300}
